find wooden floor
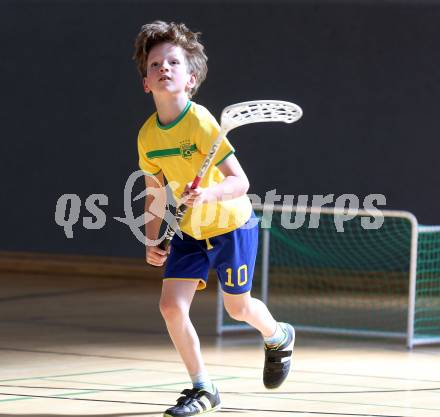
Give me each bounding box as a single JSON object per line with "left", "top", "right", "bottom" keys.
{"left": 0, "top": 270, "right": 439, "bottom": 417}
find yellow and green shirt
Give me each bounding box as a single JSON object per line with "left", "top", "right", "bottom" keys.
{"left": 137, "top": 101, "right": 252, "bottom": 239}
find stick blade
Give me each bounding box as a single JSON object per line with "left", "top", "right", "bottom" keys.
{"left": 221, "top": 100, "right": 303, "bottom": 130}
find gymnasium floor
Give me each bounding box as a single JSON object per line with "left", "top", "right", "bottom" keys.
{"left": 0, "top": 271, "right": 439, "bottom": 417}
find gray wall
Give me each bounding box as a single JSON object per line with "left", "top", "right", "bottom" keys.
{"left": 1, "top": 0, "right": 439, "bottom": 257}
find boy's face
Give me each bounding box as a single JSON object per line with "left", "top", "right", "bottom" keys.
{"left": 143, "top": 42, "right": 196, "bottom": 98}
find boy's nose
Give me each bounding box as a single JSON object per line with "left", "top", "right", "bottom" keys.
{"left": 159, "top": 64, "right": 169, "bottom": 72}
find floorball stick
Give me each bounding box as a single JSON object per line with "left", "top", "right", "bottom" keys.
{"left": 159, "top": 100, "right": 303, "bottom": 250}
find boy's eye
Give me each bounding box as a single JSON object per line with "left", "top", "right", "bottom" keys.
{"left": 171, "top": 60, "right": 179, "bottom": 65}
{"left": 150, "top": 62, "right": 159, "bottom": 68}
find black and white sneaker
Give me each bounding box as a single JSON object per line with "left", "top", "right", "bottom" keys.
{"left": 263, "top": 323, "right": 295, "bottom": 389}
{"left": 163, "top": 387, "right": 221, "bottom": 417}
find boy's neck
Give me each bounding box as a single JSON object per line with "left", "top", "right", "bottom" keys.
{"left": 153, "top": 94, "right": 190, "bottom": 126}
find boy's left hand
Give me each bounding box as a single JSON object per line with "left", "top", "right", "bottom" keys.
{"left": 182, "top": 183, "right": 213, "bottom": 207}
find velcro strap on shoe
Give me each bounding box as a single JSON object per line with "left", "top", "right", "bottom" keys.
{"left": 266, "top": 350, "right": 292, "bottom": 361}
{"left": 176, "top": 389, "right": 199, "bottom": 406}
{"left": 177, "top": 396, "right": 194, "bottom": 407}
{"left": 266, "top": 361, "right": 290, "bottom": 371}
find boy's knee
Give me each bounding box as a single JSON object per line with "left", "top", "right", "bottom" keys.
{"left": 159, "top": 298, "right": 189, "bottom": 321}
{"left": 225, "top": 303, "right": 250, "bottom": 322}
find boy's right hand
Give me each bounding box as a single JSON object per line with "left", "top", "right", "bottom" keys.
{"left": 146, "top": 246, "right": 169, "bottom": 267}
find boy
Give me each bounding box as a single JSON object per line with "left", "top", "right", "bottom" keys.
{"left": 133, "top": 21, "right": 294, "bottom": 417}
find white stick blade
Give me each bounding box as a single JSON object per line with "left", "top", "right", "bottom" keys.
{"left": 221, "top": 100, "right": 303, "bottom": 130}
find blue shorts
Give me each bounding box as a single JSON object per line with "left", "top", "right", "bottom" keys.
{"left": 164, "top": 213, "right": 259, "bottom": 295}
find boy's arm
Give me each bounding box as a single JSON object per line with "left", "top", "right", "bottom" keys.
{"left": 144, "top": 173, "right": 169, "bottom": 266}
{"left": 212, "top": 154, "right": 250, "bottom": 199}
{"left": 183, "top": 154, "right": 250, "bottom": 207}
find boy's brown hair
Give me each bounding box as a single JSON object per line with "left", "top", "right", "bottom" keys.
{"left": 133, "top": 21, "right": 208, "bottom": 98}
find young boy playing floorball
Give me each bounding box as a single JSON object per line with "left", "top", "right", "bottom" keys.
{"left": 133, "top": 21, "right": 295, "bottom": 417}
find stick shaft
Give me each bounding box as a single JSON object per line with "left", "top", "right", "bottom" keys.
{"left": 193, "top": 127, "right": 226, "bottom": 185}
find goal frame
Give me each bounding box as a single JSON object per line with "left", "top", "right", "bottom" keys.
{"left": 216, "top": 204, "right": 440, "bottom": 349}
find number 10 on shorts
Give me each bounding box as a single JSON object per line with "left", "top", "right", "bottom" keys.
{"left": 225, "top": 264, "right": 248, "bottom": 287}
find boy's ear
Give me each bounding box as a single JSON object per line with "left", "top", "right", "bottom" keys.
{"left": 143, "top": 77, "right": 151, "bottom": 94}
{"left": 186, "top": 74, "right": 196, "bottom": 90}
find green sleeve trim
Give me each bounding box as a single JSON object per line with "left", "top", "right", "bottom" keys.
{"left": 156, "top": 101, "right": 191, "bottom": 130}
{"left": 215, "top": 150, "right": 235, "bottom": 166}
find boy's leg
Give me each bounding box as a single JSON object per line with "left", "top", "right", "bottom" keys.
{"left": 160, "top": 279, "right": 208, "bottom": 378}
{"left": 211, "top": 213, "right": 295, "bottom": 388}
{"left": 162, "top": 233, "right": 216, "bottom": 388}
{"left": 160, "top": 279, "right": 221, "bottom": 416}
{"left": 223, "top": 291, "right": 295, "bottom": 389}
{"left": 222, "top": 291, "right": 276, "bottom": 337}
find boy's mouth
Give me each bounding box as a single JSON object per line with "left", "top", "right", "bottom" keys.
{"left": 159, "top": 76, "right": 171, "bottom": 81}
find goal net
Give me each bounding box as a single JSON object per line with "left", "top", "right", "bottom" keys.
{"left": 216, "top": 204, "right": 440, "bottom": 348}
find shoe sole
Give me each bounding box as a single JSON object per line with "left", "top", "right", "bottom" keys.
{"left": 163, "top": 404, "right": 221, "bottom": 417}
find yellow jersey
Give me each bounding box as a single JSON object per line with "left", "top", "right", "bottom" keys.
{"left": 138, "top": 101, "right": 252, "bottom": 239}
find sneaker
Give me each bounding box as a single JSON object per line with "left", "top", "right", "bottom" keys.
{"left": 263, "top": 323, "right": 295, "bottom": 389}
{"left": 163, "top": 387, "right": 221, "bottom": 417}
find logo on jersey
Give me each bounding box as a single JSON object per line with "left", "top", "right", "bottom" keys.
{"left": 180, "top": 140, "right": 196, "bottom": 160}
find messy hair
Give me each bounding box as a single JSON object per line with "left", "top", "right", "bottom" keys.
{"left": 133, "top": 21, "right": 208, "bottom": 98}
